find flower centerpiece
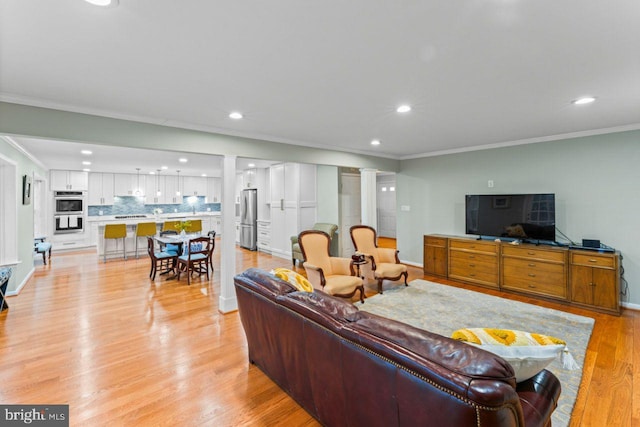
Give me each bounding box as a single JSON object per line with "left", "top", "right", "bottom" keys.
{"left": 153, "top": 208, "right": 163, "bottom": 219}
{"left": 175, "top": 220, "right": 192, "bottom": 236}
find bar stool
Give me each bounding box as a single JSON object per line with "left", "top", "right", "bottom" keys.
{"left": 186, "top": 219, "right": 202, "bottom": 234}
{"left": 104, "top": 223, "right": 127, "bottom": 263}
{"left": 135, "top": 222, "right": 158, "bottom": 258}
{"left": 162, "top": 221, "right": 180, "bottom": 232}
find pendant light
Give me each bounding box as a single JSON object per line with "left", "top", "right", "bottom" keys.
{"left": 176, "top": 170, "right": 181, "bottom": 196}
{"left": 135, "top": 168, "right": 142, "bottom": 196}
{"left": 156, "top": 169, "right": 162, "bottom": 197}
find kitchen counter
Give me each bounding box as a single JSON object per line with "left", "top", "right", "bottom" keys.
{"left": 87, "top": 212, "right": 220, "bottom": 224}
{"left": 90, "top": 213, "right": 222, "bottom": 259}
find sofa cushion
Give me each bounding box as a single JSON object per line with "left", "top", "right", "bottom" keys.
{"left": 452, "top": 328, "right": 571, "bottom": 382}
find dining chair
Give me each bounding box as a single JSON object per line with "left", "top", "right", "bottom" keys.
{"left": 159, "top": 229, "right": 180, "bottom": 255}
{"left": 207, "top": 230, "right": 216, "bottom": 273}
{"left": 147, "top": 237, "right": 177, "bottom": 280}
{"left": 298, "top": 230, "right": 365, "bottom": 303}
{"left": 176, "top": 237, "right": 211, "bottom": 285}
{"left": 103, "top": 223, "right": 127, "bottom": 263}
{"left": 349, "top": 225, "right": 408, "bottom": 294}
{"left": 135, "top": 222, "right": 157, "bottom": 258}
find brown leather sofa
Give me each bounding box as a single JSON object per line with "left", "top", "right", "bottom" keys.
{"left": 234, "top": 268, "right": 561, "bottom": 427}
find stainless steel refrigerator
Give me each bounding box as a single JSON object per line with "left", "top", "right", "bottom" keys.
{"left": 240, "top": 188, "right": 257, "bottom": 250}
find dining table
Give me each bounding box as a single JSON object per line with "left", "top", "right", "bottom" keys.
{"left": 154, "top": 234, "right": 197, "bottom": 279}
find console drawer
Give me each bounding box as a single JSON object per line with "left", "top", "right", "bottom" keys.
{"left": 502, "top": 260, "right": 566, "bottom": 299}
{"left": 570, "top": 252, "right": 615, "bottom": 269}
{"left": 424, "top": 236, "right": 447, "bottom": 247}
{"left": 449, "top": 250, "right": 496, "bottom": 265}
{"left": 502, "top": 245, "right": 566, "bottom": 263}
{"left": 449, "top": 239, "right": 498, "bottom": 254}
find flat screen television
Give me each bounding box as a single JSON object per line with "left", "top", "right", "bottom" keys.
{"left": 465, "top": 193, "right": 555, "bottom": 242}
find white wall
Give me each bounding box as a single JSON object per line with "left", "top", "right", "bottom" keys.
{"left": 396, "top": 129, "right": 640, "bottom": 306}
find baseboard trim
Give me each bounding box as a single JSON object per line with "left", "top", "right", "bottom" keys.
{"left": 621, "top": 301, "right": 640, "bottom": 311}
{"left": 6, "top": 267, "right": 34, "bottom": 296}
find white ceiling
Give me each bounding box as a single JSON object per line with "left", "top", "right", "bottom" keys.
{"left": 10, "top": 136, "right": 278, "bottom": 177}
{"left": 1, "top": 0, "right": 639, "bottom": 169}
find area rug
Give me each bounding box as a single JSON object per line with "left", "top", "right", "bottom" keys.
{"left": 355, "top": 279, "right": 595, "bottom": 427}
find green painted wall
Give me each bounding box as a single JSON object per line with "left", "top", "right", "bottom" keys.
{"left": 396, "top": 129, "right": 640, "bottom": 306}
{"left": 0, "top": 138, "right": 46, "bottom": 293}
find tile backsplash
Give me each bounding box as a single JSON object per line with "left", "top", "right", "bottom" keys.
{"left": 88, "top": 196, "right": 221, "bottom": 217}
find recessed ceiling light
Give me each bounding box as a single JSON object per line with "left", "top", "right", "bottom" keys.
{"left": 371, "top": 139, "right": 381, "bottom": 146}
{"left": 229, "top": 112, "right": 243, "bottom": 119}
{"left": 572, "top": 96, "right": 596, "bottom": 105}
{"left": 81, "top": 150, "right": 92, "bottom": 155}
{"left": 82, "top": 161, "right": 91, "bottom": 165}
{"left": 201, "top": 173, "right": 207, "bottom": 177}
{"left": 178, "top": 158, "right": 188, "bottom": 163}
{"left": 83, "top": 168, "right": 91, "bottom": 172}
{"left": 84, "top": 0, "right": 118, "bottom": 7}
{"left": 149, "top": 171, "right": 155, "bottom": 175}
{"left": 396, "top": 105, "right": 412, "bottom": 113}
{"left": 248, "top": 163, "right": 255, "bottom": 168}
{"left": 161, "top": 166, "right": 168, "bottom": 170}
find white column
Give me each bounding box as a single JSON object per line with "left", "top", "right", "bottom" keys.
{"left": 360, "top": 168, "right": 377, "bottom": 228}
{"left": 219, "top": 155, "right": 238, "bottom": 313}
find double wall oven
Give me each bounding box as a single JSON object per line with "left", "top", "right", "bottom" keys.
{"left": 54, "top": 191, "right": 85, "bottom": 234}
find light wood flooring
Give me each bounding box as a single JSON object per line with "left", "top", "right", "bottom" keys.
{"left": 1, "top": 242, "right": 638, "bottom": 426}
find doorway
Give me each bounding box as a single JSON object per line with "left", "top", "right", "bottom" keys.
{"left": 339, "top": 172, "right": 361, "bottom": 256}
{"left": 376, "top": 174, "right": 396, "bottom": 238}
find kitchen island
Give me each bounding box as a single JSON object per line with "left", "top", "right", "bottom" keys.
{"left": 87, "top": 213, "right": 221, "bottom": 260}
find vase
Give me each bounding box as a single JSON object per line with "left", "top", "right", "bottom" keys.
{"left": 180, "top": 229, "right": 186, "bottom": 237}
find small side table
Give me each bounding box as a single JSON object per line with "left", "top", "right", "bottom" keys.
{"left": 352, "top": 259, "right": 368, "bottom": 280}
{"left": 0, "top": 267, "right": 12, "bottom": 312}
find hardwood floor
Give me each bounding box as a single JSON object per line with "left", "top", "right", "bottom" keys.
{"left": 1, "top": 243, "right": 638, "bottom": 426}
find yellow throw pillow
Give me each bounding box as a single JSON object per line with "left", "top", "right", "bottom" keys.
{"left": 271, "top": 268, "right": 314, "bottom": 292}
{"left": 452, "top": 328, "right": 579, "bottom": 382}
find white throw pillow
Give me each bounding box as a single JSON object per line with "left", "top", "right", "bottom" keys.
{"left": 451, "top": 328, "right": 577, "bottom": 382}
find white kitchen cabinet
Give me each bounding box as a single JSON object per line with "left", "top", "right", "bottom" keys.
{"left": 268, "top": 163, "right": 316, "bottom": 259}
{"left": 182, "top": 176, "right": 207, "bottom": 196}
{"left": 257, "top": 220, "right": 271, "bottom": 253}
{"left": 114, "top": 174, "right": 145, "bottom": 197}
{"left": 144, "top": 174, "right": 162, "bottom": 204}
{"left": 242, "top": 168, "right": 258, "bottom": 189}
{"left": 164, "top": 175, "right": 181, "bottom": 204}
{"left": 51, "top": 227, "right": 90, "bottom": 250}
{"left": 88, "top": 173, "right": 115, "bottom": 206}
{"left": 50, "top": 170, "right": 88, "bottom": 191}
{"left": 206, "top": 177, "right": 222, "bottom": 203}
{"left": 211, "top": 215, "right": 222, "bottom": 235}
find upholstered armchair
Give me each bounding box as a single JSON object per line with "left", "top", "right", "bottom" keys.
{"left": 298, "top": 230, "right": 365, "bottom": 303}
{"left": 291, "top": 222, "right": 338, "bottom": 266}
{"left": 349, "top": 225, "right": 408, "bottom": 294}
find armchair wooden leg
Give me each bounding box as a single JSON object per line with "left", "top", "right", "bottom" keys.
{"left": 403, "top": 271, "right": 408, "bottom": 286}
{"left": 358, "top": 285, "right": 365, "bottom": 303}
{"left": 377, "top": 279, "right": 384, "bottom": 294}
